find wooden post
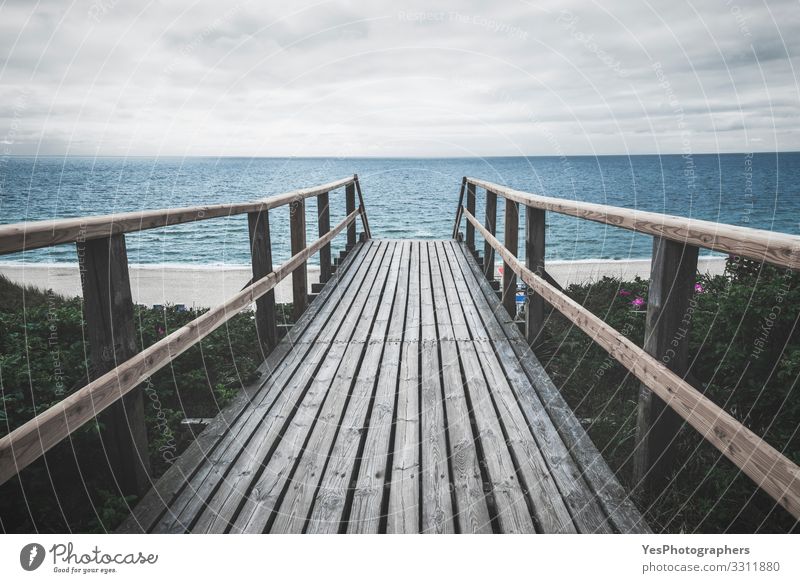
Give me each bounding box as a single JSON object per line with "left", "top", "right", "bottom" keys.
{"left": 77, "top": 234, "right": 151, "bottom": 497}
{"left": 345, "top": 182, "right": 356, "bottom": 248}
{"left": 316, "top": 192, "right": 332, "bottom": 283}
{"left": 483, "top": 190, "right": 497, "bottom": 280}
{"left": 353, "top": 174, "right": 371, "bottom": 240}
{"left": 502, "top": 199, "right": 519, "bottom": 317}
{"left": 248, "top": 210, "right": 278, "bottom": 353}
{"left": 466, "top": 183, "right": 476, "bottom": 250}
{"left": 633, "top": 236, "right": 699, "bottom": 499}
{"left": 290, "top": 198, "right": 308, "bottom": 319}
{"left": 525, "top": 206, "right": 546, "bottom": 346}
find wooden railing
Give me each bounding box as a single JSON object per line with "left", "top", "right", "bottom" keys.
{"left": 453, "top": 176, "right": 800, "bottom": 520}
{"left": 0, "top": 175, "right": 371, "bottom": 494}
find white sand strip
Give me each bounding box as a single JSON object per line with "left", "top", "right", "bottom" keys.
{"left": 1, "top": 256, "right": 727, "bottom": 308}
{"left": 0, "top": 263, "right": 320, "bottom": 308}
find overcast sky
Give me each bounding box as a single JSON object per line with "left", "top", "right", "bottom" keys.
{"left": 1, "top": 0, "right": 798, "bottom": 157}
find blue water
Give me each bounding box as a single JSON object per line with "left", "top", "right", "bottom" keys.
{"left": 1, "top": 154, "right": 797, "bottom": 266}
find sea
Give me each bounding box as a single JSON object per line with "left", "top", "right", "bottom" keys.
{"left": 1, "top": 153, "right": 797, "bottom": 267}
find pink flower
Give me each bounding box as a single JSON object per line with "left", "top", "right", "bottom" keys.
{"left": 618, "top": 289, "right": 631, "bottom": 296}
{"left": 157, "top": 326, "right": 165, "bottom": 336}
{"left": 631, "top": 297, "right": 645, "bottom": 309}
{"left": 694, "top": 283, "right": 704, "bottom": 293}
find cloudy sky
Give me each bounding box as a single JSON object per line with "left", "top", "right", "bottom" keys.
{"left": 1, "top": 0, "right": 798, "bottom": 157}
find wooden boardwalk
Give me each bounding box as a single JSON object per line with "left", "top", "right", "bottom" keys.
{"left": 120, "top": 240, "right": 648, "bottom": 534}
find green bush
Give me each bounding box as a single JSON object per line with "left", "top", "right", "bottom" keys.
{"left": 538, "top": 256, "right": 800, "bottom": 533}
{"left": 0, "top": 276, "right": 291, "bottom": 532}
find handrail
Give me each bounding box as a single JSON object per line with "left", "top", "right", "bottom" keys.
{"left": 0, "top": 176, "right": 355, "bottom": 255}
{"left": 460, "top": 201, "right": 800, "bottom": 520}
{"left": 464, "top": 177, "right": 800, "bottom": 269}
{"left": 0, "top": 208, "right": 362, "bottom": 485}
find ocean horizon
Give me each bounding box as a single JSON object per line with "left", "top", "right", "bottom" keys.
{"left": 1, "top": 152, "right": 797, "bottom": 266}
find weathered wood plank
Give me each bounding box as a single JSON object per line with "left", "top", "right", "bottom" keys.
{"left": 248, "top": 210, "right": 278, "bottom": 354}
{"left": 152, "top": 241, "right": 385, "bottom": 532}
{"left": 386, "top": 242, "right": 421, "bottom": 533}
{"left": 118, "top": 241, "right": 371, "bottom": 532}
{"left": 346, "top": 183, "right": 357, "bottom": 247}
{"left": 440, "top": 241, "right": 583, "bottom": 533}
{"left": 78, "top": 234, "right": 151, "bottom": 497}
{"left": 483, "top": 190, "right": 497, "bottom": 280}
{"left": 345, "top": 244, "right": 411, "bottom": 533}
{"left": 316, "top": 192, "right": 332, "bottom": 284}
{"left": 418, "top": 243, "right": 456, "bottom": 533}
{"left": 633, "top": 237, "right": 699, "bottom": 499}
{"left": 279, "top": 243, "right": 405, "bottom": 534}
{"left": 192, "top": 243, "right": 395, "bottom": 533}
{"left": 525, "top": 206, "right": 546, "bottom": 346}
{"left": 291, "top": 198, "right": 308, "bottom": 319}
{"left": 426, "top": 243, "right": 492, "bottom": 533}
{"left": 502, "top": 199, "right": 519, "bottom": 317}
{"left": 452, "top": 239, "right": 649, "bottom": 533}
{"left": 466, "top": 182, "right": 476, "bottom": 250}
{"left": 465, "top": 208, "right": 800, "bottom": 521}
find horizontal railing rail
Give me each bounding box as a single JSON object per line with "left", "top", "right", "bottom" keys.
{"left": 457, "top": 177, "right": 800, "bottom": 270}
{"left": 454, "top": 177, "right": 800, "bottom": 521}
{"left": 0, "top": 175, "right": 370, "bottom": 492}
{"left": 0, "top": 176, "right": 355, "bottom": 255}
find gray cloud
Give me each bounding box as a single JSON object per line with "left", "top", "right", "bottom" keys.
{"left": 0, "top": 0, "right": 797, "bottom": 156}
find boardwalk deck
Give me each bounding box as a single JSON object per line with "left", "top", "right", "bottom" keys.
{"left": 119, "top": 240, "right": 649, "bottom": 534}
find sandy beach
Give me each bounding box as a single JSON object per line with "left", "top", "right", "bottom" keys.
{"left": 0, "top": 256, "right": 726, "bottom": 308}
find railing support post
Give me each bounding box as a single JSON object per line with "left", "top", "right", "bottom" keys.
{"left": 633, "top": 236, "right": 699, "bottom": 499}
{"left": 77, "top": 234, "right": 151, "bottom": 497}
{"left": 248, "top": 210, "right": 278, "bottom": 353}
{"left": 483, "top": 189, "right": 497, "bottom": 280}
{"left": 290, "top": 198, "right": 308, "bottom": 319}
{"left": 354, "top": 174, "right": 371, "bottom": 240}
{"left": 466, "top": 182, "right": 476, "bottom": 250}
{"left": 502, "top": 199, "right": 519, "bottom": 317}
{"left": 525, "top": 206, "right": 546, "bottom": 346}
{"left": 346, "top": 182, "right": 356, "bottom": 248}
{"left": 316, "top": 192, "right": 332, "bottom": 283}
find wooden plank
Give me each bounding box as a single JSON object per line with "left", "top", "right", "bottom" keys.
{"left": 386, "top": 242, "right": 421, "bottom": 533}
{"left": 433, "top": 242, "right": 546, "bottom": 533}
{"left": 248, "top": 210, "right": 278, "bottom": 354}
{"left": 452, "top": 177, "right": 466, "bottom": 240}
{"left": 291, "top": 198, "right": 308, "bottom": 320}
{"left": 132, "top": 240, "right": 382, "bottom": 533}
{"left": 466, "top": 182, "right": 476, "bottom": 249}
{"left": 525, "top": 206, "right": 546, "bottom": 346}
{"left": 451, "top": 239, "right": 649, "bottom": 533}
{"left": 316, "top": 192, "right": 332, "bottom": 283}
{"left": 189, "top": 243, "right": 395, "bottom": 533}
{"left": 440, "top": 241, "right": 592, "bottom": 533}
{"left": 354, "top": 174, "right": 372, "bottom": 239}
{"left": 418, "top": 242, "right": 456, "bottom": 533}
{"left": 633, "top": 237, "right": 699, "bottom": 499}
{"left": 502, "top": 199, "right": 519, "bottom": 317}
{"left": 117, "top": 241, "right": 371, "bottom": 533}
{"left": 483, "top": 190, "right": 497, "bottom": 280}
{"left": 273, "top": 243, "right": 406, "bottom": 533}
{"left": 346, "top": 183, "right": 357, "bottom": 247}
{"left": 466, "top": 177, "right": 800, "bottom": 270}
{"left": 0, "top": 209, "right": 361, "bottom": 487}
{"left": 345, "top": 245, "right": 411, "bottom": 533}
{"left": 0, "top": 176, "right": 356, "bottom": 255}
{"left": 78, "top": 234, "right": 151, "bottom": 497}
{"left": 426, "top": 243, "right": 492, "bottom": 533}
{"left": 465, "top": 208, "right": 800, "bottom": 521}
